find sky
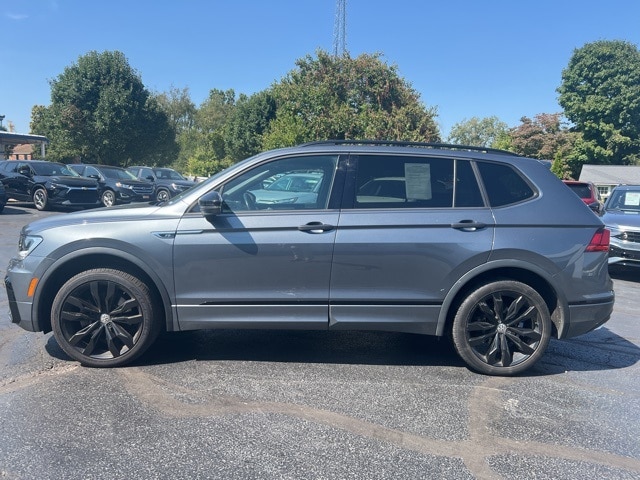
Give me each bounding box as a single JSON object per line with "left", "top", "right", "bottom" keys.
{"left": 2, "top": 0, "right": 640, "bottom": 138}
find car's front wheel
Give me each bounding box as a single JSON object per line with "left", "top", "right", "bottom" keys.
{"left": 33, "top": 187, "right": 49, "bottom": 211}
{"left": 101, "top": 190, "right": 116, "bottom": 207}
{"left": 156, "top": 188, "right": 170, "bottom": 203}
{"left": 451, "top": 280, "right": 551, "bottom": 376}
{"left": 51, "top": 268, "right": 161, "bottom": 367}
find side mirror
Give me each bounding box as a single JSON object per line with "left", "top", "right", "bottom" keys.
{"left": 199, "top": 190, "right": 222, "bottom": 216}
{"left": 145, "top": 175, "right": 155, "bottom": 182}
{"left": 18, "top": 166, "right": 31, "bottom": 176}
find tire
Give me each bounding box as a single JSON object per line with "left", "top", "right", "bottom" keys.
{"left": 156, "top": 188, "right": 170, "bottom": 203}
{"left": 51, "top": 268, "right": 162, "bottom": 367}
{"left": 33, "top": 187, "right": 49, "bottom": 211}
{"left": 101, "top": 190, "right": 116, "bottom": 207}
{"left": 451, "top": 280, "right": 551, "bottom": 376}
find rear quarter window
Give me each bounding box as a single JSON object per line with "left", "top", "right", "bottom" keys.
{"left": 477, "top": 161, "right": 535, "bottom": 207}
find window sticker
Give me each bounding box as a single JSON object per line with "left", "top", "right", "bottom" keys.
{"left": 623, "top": 192, "right": 640, "bottom": 206}
{"left": 404, "top": 163, "right": 432, "bottom": 200}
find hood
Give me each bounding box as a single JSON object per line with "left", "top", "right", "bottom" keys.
{"left": 23, "top": 203, "right": 164, "bottom": 235}
{"left": 602, "top": 209, "right": 640, "bottom": 230}
{"left": 41, "top": 175, "right": 99, "bottom": 187}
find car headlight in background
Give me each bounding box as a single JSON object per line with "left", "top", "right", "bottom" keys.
{"left": 18, "top": 234, "right": 43, "bottom": 259}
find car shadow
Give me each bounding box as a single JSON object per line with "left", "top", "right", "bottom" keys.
{"left": 44, "top": 325, "right": 640, "bottom": 375}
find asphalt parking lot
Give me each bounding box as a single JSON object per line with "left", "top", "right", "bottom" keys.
{"left": 1, "top": 202, "right": 639, "bottom": 480}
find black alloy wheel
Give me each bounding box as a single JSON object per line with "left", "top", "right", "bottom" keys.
{"left": 51, "top": 268, "right": 161, "bottom": 367}
{"left": 452, "top": 280, "right": 551, "bottom": 376}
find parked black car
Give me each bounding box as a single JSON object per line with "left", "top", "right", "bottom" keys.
{"left": 69, "top": 164, "right": 155, "bottom": 207}
{"left": 0, "top": 160, "right": 100, "bottom": 211}
{"left": 0, "top": 181, "right": 7, "bottom": 213}
{"left": 126, "top": 166, "right": 195, "bottom": 202}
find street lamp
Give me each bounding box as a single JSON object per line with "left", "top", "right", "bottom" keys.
{"left": 0, "top": 115, "right": 5, "bottom": 128}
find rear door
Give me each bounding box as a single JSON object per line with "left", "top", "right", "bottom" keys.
{"left": 329, "top": 154, "right": 495, "bottom": 335}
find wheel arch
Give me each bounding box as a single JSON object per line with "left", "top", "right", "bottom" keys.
{"left": 33, "top": 248, "right": 173, "bottom": 335}
{"left": 436, "top": 262, "right": 567, "bottom": 339}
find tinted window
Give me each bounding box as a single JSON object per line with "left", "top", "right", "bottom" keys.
{"left": 477, "top": 162, "right": 535, "bottom": 207}
{"left": 220, "top": 155, "right": 338, "bottom": 212}
{"left": 353, "top": 155, "right": 483, "bottom": 208}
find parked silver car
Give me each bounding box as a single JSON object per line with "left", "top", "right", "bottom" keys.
{"left": 4, "top": 141, "right": 614, "bottom": 375}
{"left": 601, "top": 184, "right": 640, "bottom": 268}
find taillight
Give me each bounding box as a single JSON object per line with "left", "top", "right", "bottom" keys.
{"left": 586, "top": 228, "right": 610, "bottom": 252}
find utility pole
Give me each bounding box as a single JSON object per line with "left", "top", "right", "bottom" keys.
{"left": 333, "top": 0, "right": 347, "bottom": 56}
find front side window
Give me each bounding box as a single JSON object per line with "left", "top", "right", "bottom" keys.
{"left": 220, "top": 155, "right": 339, "bottom": 213}
{"left": 353, "top": 155, "right": 483, "bottom": 209}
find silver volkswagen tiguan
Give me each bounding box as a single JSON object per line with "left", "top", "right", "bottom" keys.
{"left": 5, "top": 141, "right": 614, "bottom": 375}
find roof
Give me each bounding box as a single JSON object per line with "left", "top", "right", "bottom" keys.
{"left": 579, "top": 165, "right": 640, "bottom": 185}
{"left": 0, "top": 131, "right": 49, "bottom": 145}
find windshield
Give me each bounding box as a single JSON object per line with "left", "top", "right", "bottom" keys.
{"left": 101, "top": 167, "right": 139, "bottom": 180}
{"left": 154, "top": 168, "right": 186, "bottom": 180}
{"left": 31, "top": 162, "right": 79, "bottom": 177}
{"left": 606, "top": 189, "right": 640, "bottom": 212}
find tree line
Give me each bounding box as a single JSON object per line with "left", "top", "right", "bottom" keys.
{"left": 29, "top": 40, "right": 640, "bottom": 180}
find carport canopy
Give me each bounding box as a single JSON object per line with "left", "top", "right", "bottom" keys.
{"left": 0, "top": 131, "right": 49, "bottom": 158}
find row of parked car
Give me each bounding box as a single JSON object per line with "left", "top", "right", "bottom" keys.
{"left": 563, "top": 180, "right": 640, "bottom": 270}
{"left": 0, "top": 160, "right": 194, "bottom": 211}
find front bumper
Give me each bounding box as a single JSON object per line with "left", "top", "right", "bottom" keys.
{"left": 609, "top": 243, "right": 640, "bottom": 267}
{"left": 5, "top": 275, "right": 37, "bottom": 332}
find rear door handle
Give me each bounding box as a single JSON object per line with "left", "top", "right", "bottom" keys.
{"left": 298, "top": 222, "right": 335, "bottom": 233}
{"left": 452, "top": 220, "right": 487, "bottom": 232}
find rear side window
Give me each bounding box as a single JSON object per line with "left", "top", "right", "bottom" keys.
{"left": 477, "top": 161, "right": 535, "bottom": 207}
{"left": 352, "top": 155, "right": 484, "bottom": 209}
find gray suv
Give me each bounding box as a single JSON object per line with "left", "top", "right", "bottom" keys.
{"left": 4, "top": 141, "right": 614, "bottom": 375}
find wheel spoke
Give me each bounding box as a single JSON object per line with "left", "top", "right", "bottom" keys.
{"left": 68, "top": 321, "right": 101, "bottom": 345}
{"left": 467, "top": 320, "right": 496, "bottom": 332}
{"left": 109, "top": 298, "right": 139, "bottom": 316}
{"left": 64, "top": 294, "right": 100, "bottom": 315}
{"left": 109, "top": 322, "right": 135, "bottom": 349}
{"left": 80, "top": 325, "right": 105, "bottom": 356}
{"left": 104, "top": 281, "right": 117, "bottom": 313}
{"left": 499, "top": 333, "right": 513, "bottom": 366}
{"left": 492, "top": 293, "right": 504, "bottom": 322}
{"left": 505, "top": 331, "right": 537, "bottom": 355}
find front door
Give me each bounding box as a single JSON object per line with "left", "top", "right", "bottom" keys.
{"left": 173, "top": 154, "right": 342, "bottom": 330}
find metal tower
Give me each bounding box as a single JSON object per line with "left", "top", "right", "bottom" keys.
{"left": 333, "top": 0, "right": 347, "bottom": 56}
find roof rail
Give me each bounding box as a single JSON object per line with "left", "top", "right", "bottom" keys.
{"left": 300, "top": 139, "right": 516, "bottom": 156}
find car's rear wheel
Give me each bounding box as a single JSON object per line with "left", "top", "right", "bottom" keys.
{"left": 156, "top": 188, "right": 170, "bottom": 203}
{"left": 451, "top": 280, "right": 551, "bottom": 376}
{"left": 101, "top": 190, "right": 116, "bottom": 207}
{"left": 51, "top": 268, "right": 161, "bottom": 367}
{"left": 33, "top": 187, "right": 49, "bottom": 211}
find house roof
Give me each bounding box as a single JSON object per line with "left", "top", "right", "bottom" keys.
{"left": 579, "top": 165, "right": 640, "bottom": 186}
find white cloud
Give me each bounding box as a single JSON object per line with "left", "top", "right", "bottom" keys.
{"left": 6, "top": 13, "right": 28, "bottom": 20}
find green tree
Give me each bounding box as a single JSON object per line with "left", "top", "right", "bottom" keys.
{"left": 155, "top": 86, "right": 197, "bottom": 171}
{"left": 263, "top": 50, "right": 440, "bottom": 148}
{"left": 558, "top": 40, "right": 640, "bottom": 171}
{"left": 447, "top": 116, "right": 508, "bottom": 147}
{"left": 225, "top": 90, "right": 277, "bottom": 161}
{"left": 30, "top": 50, "right": 177, "bottom": 166}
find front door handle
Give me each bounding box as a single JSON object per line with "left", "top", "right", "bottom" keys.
{"left": 452, "top": 220, "right": 487, "bottom": 232}
{"left": 298, "top": 222, "right": 335, "bottom": 233}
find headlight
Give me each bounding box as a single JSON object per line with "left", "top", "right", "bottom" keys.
{"left": 18, "top": 234, "right": 43, "bottom": 259}
{"left": 115, "top": 182, "right": 134, "bottom": 189}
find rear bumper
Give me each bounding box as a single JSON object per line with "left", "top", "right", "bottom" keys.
{"left": 563, "top": 296, "right": 614, "bottom": 338}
